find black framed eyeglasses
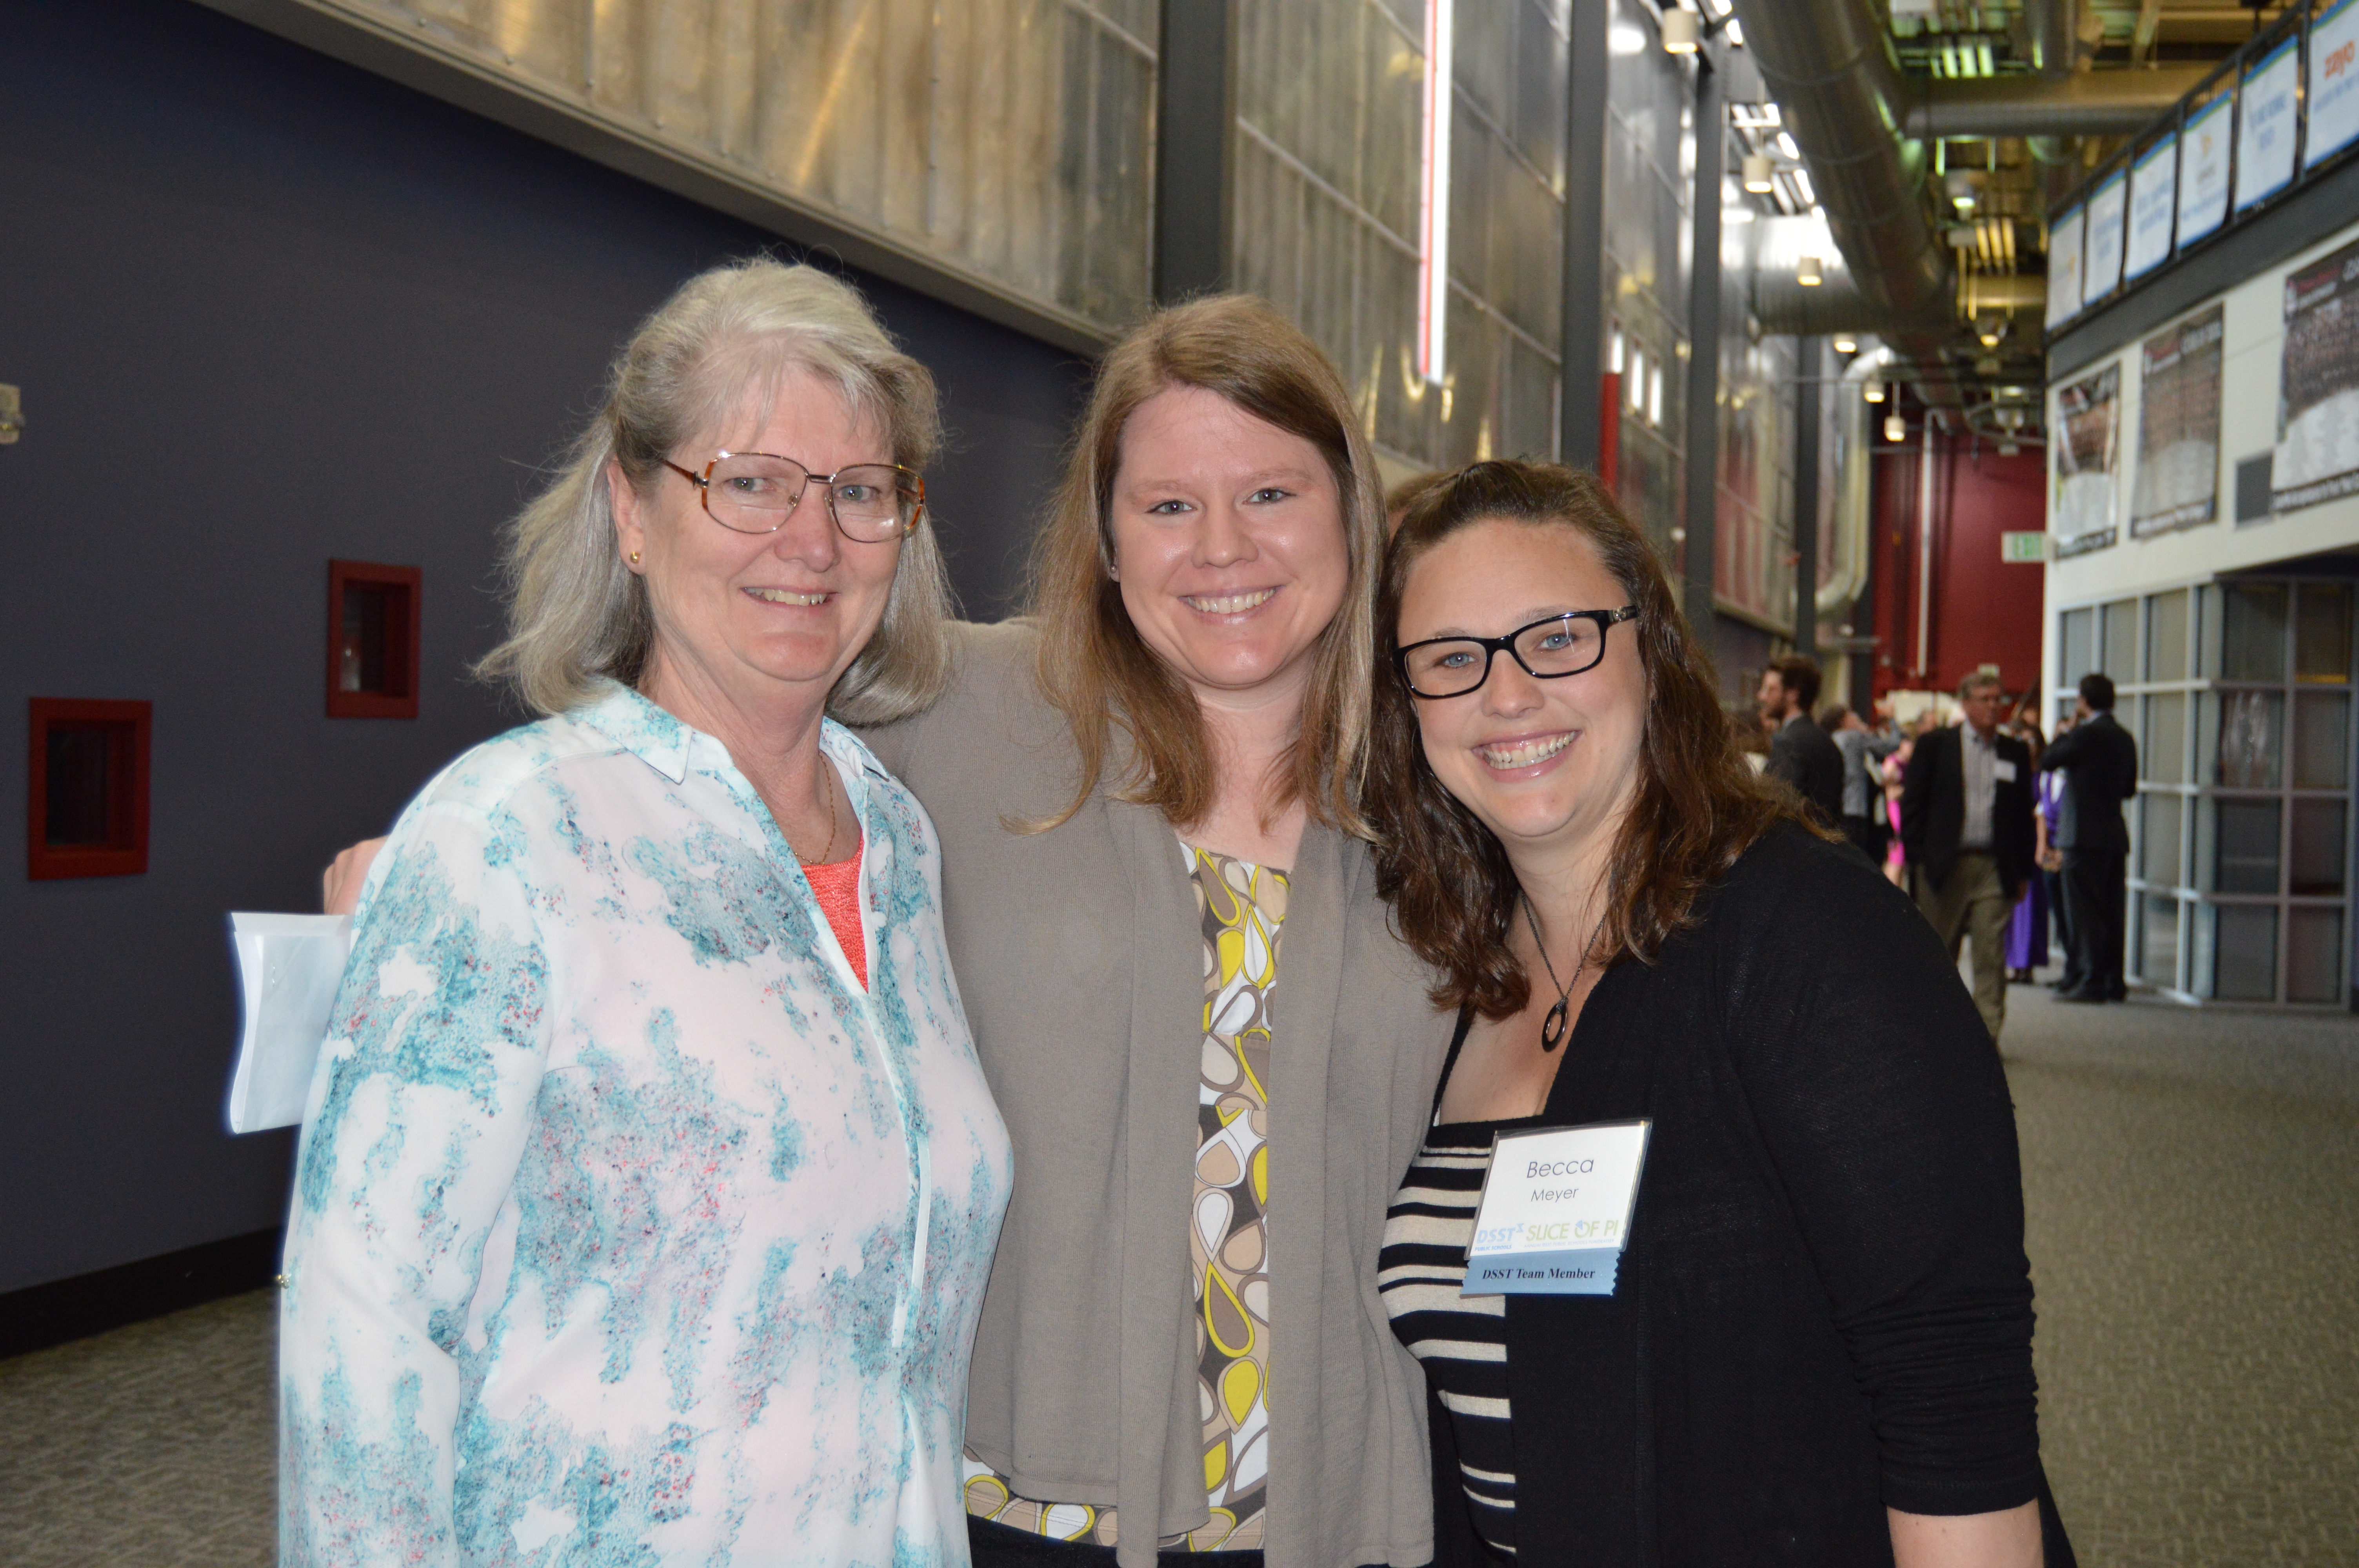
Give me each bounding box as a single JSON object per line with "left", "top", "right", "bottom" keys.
{"left": 1394, "top": 606, "right": 1639, "bottom": 699}
{"left": 663, "top": 451, "right": 926, "bottom": 543}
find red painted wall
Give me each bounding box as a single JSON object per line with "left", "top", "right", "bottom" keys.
{"left": 1870, "top": 430, "right": 2047, "bottom": 704}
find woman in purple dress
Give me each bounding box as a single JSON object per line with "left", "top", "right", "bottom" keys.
{"left": 2007, "top": 720, "right": 2052, "bottom": 982}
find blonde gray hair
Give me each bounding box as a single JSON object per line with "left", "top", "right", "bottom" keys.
{"left": 476, "top": 257, "right": 954, "bottom": 723}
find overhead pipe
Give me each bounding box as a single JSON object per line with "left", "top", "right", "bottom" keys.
{"left": 1724, "top": 0, "right": 1950, "bottom": 321}
{"left": 1905, "top": 69, "right": 2213, "bottom": 138}
{"left": 2026, "top": 0, "right": 2081, "bottom": 79}
{"left": 1816, "top": 344, "right": 1882, "bottom": 620}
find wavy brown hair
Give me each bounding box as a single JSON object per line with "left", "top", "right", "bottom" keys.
{"left": 1367, "top": 461, "right": 1813, "bottom": 1019}
{"left": 1025, "top": 294, "right": 1387, "bottom": 836}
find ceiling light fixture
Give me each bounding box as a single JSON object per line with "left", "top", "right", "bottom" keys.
{"left": 1661, "top": 8, "right": 1701, "bottom": 52}
{"left": 1832, "top": 334, "right": 1858, "bottom": 354}
{"left": 1742, "top": 152, "right": 1776, "bottom": 193}
{"left": 1796, "top": 254, "right": 1825, "bottom": 287}
{"left": 1885, "top": 411, "right": 1908, "bottom": 443}
{"left": 1864, "top": 379, "right": 1886, "bottom": 403}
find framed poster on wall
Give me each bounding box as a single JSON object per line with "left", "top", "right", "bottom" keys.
{"left": 2274, "top": 235, "right": 2359, "bottom": 510}
{"left": 2053, "top": 363, "right": 2121, "bottom": 556}
{"left": 2306, "top": 0, "right": 2359, "bottom": 169}
{"left": 2132, "top": 306, "right": 2224, "bottom": 536}
{"left": 2083, "top": 169, "right": 2128, "bottom": 303}
{"left": 2236, "top": 33, "right": 2302, "bottom": 211}
{"left": 2125, "top": 135, "right": 2179, "bottom": 281}
{"left": 2046, "top": 207, "right": 2086, "bottom": 328}
{"left": 2179, "top": 90, "right": 2235, "bottom": 245}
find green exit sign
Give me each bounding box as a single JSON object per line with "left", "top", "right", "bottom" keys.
{"left": 2001, "top": 531, "right": 2048, "bottom": 563}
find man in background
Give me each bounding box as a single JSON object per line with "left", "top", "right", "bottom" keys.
{"left": 1758, "top": 655, "right": 1845, "bottom": 825}
{"left": 1826, "top": 702, "right": 1902, "bottom": 865}
{"left": 2039, "top": 673, "right": 2140, "bottom": 1003}
{"left": 1901, "top": 671, "right": 2037, "bottom": 1041}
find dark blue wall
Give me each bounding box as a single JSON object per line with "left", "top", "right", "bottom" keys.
{"left": 0, "top": 0, "right": 1090, "bottom": 1294}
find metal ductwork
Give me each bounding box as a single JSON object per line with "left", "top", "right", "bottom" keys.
{"left": 1725, "top": 0, "right": 1950, "bottom": 323}
{"left": 1905, "top": 69, "right": 2213, "bottom": 138}
{"left": 1817, "top": 345, "right": 1882, "bottom": 619}
{"left": 2027, "top": 0, "right": 2080, "bottom": 78}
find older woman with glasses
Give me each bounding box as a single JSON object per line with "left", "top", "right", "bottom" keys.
{"left": 280, "top": 259, "right": 1010, "bottom": 1566}
{"left": 1367, "top": 461, "right": 2069, "bottom": 1568}
{"left": 322, "top": 294, "right": 1449, "bottom": 1568}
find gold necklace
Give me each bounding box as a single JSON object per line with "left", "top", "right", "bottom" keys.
{"left": 793, "top": 769, "right": 839, "bottom": 866}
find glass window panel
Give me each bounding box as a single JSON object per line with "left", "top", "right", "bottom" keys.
{"left": 2214, "top": 798, "right": 2282, "bottom": 894}
{"left": 2147, "top": 588, "right": 2190, "bottom": 682}
{"left": 2143, "top": 692, "right": 2187, "bottom": 784}
{"left": 2198, "top": 584, "right": 2223, "bottom": 678}
{"left": 2061, "top": 607, "right": 2095, "bottom": 690}
{"left": 2102, "top": 598, "right": 2139, "bottom": 681}
{"left": 2222, "top": 582, "right": 2289, "bottom": 682}
{"left": 2290, "top": 799, "right": 2347, "bottom": 895}
{"left": 2295, "top": 582, "right": 2352, "bottom": 683}
{"left": 2215, "top": 690, "right": 2284, "bottom": 788}
{"left": 2287, "top": 907, "right": 2344, "bottom": 1003}
{"left": 2293, "top": 691, "right": 2351, "bottom": 789}
{"left": 2141, "top": 894, "right": 2180, "bottom": 988}
{"left": 2141, "top": 793, "right": 2184, "bottom": 886}
{"left": 2212, "top": 904, "right": 2279, "bottom": 1001}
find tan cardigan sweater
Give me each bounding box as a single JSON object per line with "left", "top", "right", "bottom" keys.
{"left": 860, "top": 620, "right": 1448, "bottom": 1568}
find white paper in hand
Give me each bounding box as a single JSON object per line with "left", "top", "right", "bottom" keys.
{"left": 227, "top": 913, "right": 353, "bottom": 1134}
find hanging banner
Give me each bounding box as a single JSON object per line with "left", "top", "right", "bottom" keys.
{"left": 2274, "top": 235, "right": 2359, "bottom": 511}
{"left": 2132, "top": 306, "right": 2224, "bottom": 536}
{"left": 2053, "top": 363, "right": 2121, "bottom": 556}
{"left": 2179, "top": 91, "right": 2234, "bottom": 245}
{"left": 2237, "top": 34, "right": 2303, "bottom": 211}
{"left": 2125, "top": 135, "right": 2179, "bottom": 280}
{"left": 2046, "top": 207, "right": 2086, "bottom": 328}
{"left": 2307, "top": 0, "right": 2359, "bottom": 168}
{"left": 2083, "top": 170, "right": 2128, "bottom": 302}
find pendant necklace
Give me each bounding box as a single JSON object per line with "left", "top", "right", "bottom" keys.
{"left": 1521, "top": 895, "right": 1609, "bottom": 1053}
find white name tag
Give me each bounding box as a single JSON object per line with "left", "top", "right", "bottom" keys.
{"left": 1462, "top": 1120, "right": 1650, "bottom": 1296}
{"left": 1994, "top": 759, "right": 2019, "bottom": 782}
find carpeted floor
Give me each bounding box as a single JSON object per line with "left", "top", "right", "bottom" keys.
{"left": 3, "top": 979, "right": 2354, "bottom": 1565}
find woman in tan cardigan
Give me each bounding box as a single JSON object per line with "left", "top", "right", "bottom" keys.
{"left": 325, "top": 293, "right": 1447, "bottom": 1568}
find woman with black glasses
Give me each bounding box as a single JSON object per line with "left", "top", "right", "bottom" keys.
{"left": 1365, "top": 461, "right": 2071, "bottom": 1567}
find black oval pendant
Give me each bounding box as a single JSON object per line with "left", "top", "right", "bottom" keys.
{"left": 1540, "top": 997, "right": 1570, "bottom": 1052}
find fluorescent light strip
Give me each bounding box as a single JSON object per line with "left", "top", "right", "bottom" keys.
{"left": 1418, "top": 0, "right": 1455, "bottom": 385}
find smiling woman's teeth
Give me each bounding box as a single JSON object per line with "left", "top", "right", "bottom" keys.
{"left": 1478, "top": 733, "right": 1574, "bottom": 769}
{"left": 1183, "top": 588, "right": 1277, "bottom": 614}
{"left": 747, "top": 588, "right": 830, "bottom": 606}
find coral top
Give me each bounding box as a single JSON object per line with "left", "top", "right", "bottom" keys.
{"left": 801, "top": 838, "right": 867, "bottom": 989}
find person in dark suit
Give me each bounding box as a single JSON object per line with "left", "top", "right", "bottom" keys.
{"left": 2038, "top": 673, "right": 2140, "bottom": 1003}
{"left": 1901, "top": 671, "right": 2038, "bottom": 1041}
{"left": 1758, "top": 654, "right": 1846, "bottom": 825}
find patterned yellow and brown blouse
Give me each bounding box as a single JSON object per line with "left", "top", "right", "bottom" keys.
{"left": 962, "top": 844, "right": 1283, "bottom": 1553}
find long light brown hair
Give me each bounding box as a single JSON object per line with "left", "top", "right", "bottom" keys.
{"left": 1367, "top": 461, "right": 1812, "bottom": 1019}
{"left": 1025, "top": 295, "right": 1387, "bottom": 836}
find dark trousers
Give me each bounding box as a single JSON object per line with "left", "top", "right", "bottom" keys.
{"left": 2060, "top": 848, "right": 2128, "bottom": 998}
{"left": 2043, "top": 866, "right": 2074, "bottom": 980}
{"left": 1841, "top": 812, "right": 1884, "bottom": 867}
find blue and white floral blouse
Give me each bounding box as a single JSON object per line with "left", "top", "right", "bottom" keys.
{"left": 279, "top": 683, "right": 1012, "bottom": 1568}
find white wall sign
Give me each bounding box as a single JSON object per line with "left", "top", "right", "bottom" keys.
{"left": 2052, "top": 362, "right": 2121, "bottom": 556}
{"left": 2274, "top": 234, "right": 2359, "bottom": 510}
{"left": 2046, "top": 207, "right": 2086, "bottom": 328}
{"left": 2309, "top": 0, "right": 2359, "bottom": 168}
{"left": 2237, "top": 35, "right": 2302, "bottom": 211}
{"left": 2179, "top": 91, "right": 2234, "bottom": 245}
{"left": 2126, "top": 135, "right": 2179, "bottom": 280}
{"left": 2084, "top": 172, "right": 2128, "bottom": 302}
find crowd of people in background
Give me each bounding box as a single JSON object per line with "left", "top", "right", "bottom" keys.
{"left": 1747, "top": 658, "right": 2141, "bottom": 1041}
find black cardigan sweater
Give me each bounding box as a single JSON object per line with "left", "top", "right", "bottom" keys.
{"left": 1423, "top": 824, "right": 2070, "bottom": 1566}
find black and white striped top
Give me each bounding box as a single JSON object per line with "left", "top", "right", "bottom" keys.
{"left": 1379, "top": 1114, "right": 1546, "bottom": 1563}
